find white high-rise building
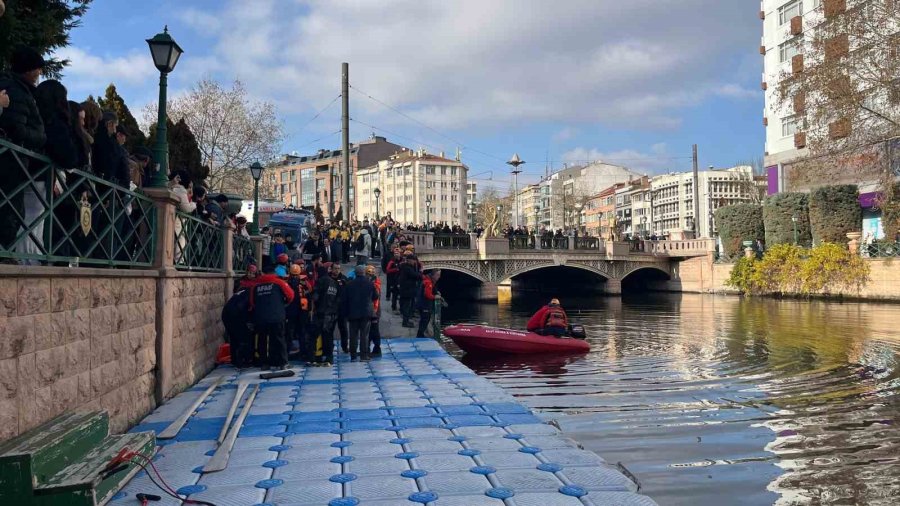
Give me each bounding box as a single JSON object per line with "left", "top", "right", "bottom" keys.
{"left": 355, "top": 149, "right": 468, "bottom": 226}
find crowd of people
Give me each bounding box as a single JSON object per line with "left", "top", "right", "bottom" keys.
{"left": 222, "top": 219, "right": 443, "bottom": 369}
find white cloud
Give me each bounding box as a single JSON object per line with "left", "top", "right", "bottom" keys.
{"left": 561, "top": 143, "right": 687, "bottom": 174}
{"left": 55, "top": 47, "right": 156, "bottom": 94}
{"left": 167, "top": 0, "right": 758, "bottom": 133}
{"left": 552, "top": 127, "right": 578, "bottom": 143}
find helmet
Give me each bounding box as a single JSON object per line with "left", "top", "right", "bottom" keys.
{"left": 289, "top": 264, "right": 302, "bottom": 276}
{"left": 365, "top": 265, "right": 376, "bottom": 276}
{"left": 276, "top": 253, "right": 289, "bottom": 264}
{"left": 549, "top": 298, "right": 561, "bottom": 306}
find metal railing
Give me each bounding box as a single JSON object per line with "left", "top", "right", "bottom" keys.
{"left": 433, "top": 234, "right": 471, "bottom": 250}
{"left": 0, "top": 138, "right": 156, "bottom": 267}
{"left": 509, "top": 235, "right": 535, "bottom": 249}
{"left": 574, "top": 237, "right": 600, "bottom": 250}
{"left": 232, "top": 234, "right": 255, "bottom": 273}
{"left": 174, "top": 211, "right": 225, "bottom": 271}
{"left": 539, "top": 236, "right": 569, "bottom": 250}
{"left": 861, "top": 240, "right": 900, "bottom": 258}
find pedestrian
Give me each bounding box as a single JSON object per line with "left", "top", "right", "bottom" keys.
{"left": 344, "top": 264, "right": 378, "bottom": 361}
{"left": 222, "top": 287, "right": 252, "bottom": 368}
{"left": 329, "top": 262, "right": 350, "bottom": 352}
{"left": 0, "top": 47, "right": 46, "bottom": 255}
{"left": 206, "top": 194, "right": 228, "bottom": 226}
{"left": 355, "top": 227, "right": 372, "bottom": 265}
{"left": 398, "top": 253, "right": 420, "bottom": 328}
{"left": 286, "top": 264, "right": 312, "bottom": 359}
{"left": 384, "top": 247, "right": 402, "bottom": 311}
{"left": 366, "top": 265, "right": 383, "bottom": 356}
{"left": 312, "top": 264, "right": 341, "bottom": 366}
{"left": 261, "top": 226, "right": 272, "bottom": 267}
{"left": 248, "top": 264, "right": 294, "bottom": 370}
{"left": 417, "top": 269, "right": 441, "bottom": 338}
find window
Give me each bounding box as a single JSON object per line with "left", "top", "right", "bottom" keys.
{"left": 779, "top": 36, "right": 803, "bottom": 63}
{"left": 425, "top": 166, "right": 435, "bottom": 175}
{"left": 779, "top": 0, "right": 803, "bottom": 25}
{"left": 450, "top": 167, "right": 457, "bottom": 176}
{"left": 441, "top": 167, "right": 447, "bottom": 176}
{"left": 782, "top": 115, "right": 800, "bottom": 136}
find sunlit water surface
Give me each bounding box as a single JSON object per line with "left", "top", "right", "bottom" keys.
{"left": 439, "top": 293, "right": 900, "bottom": 506}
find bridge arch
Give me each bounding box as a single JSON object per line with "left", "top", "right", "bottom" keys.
{"left": 620, "top": 265, "right": 671, "bottom": 281}
{"left": 501, "top": 262, "right": 612, "bottom": 285}
{"left": 422, "top": 263, "right": 487, "bottom": 284}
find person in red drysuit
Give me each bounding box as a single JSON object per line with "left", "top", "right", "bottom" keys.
{"left": 526, "top": 298, "right": 569, "bottom": 337}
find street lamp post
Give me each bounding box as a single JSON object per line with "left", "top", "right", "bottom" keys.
{"left": 468, "top": 200, "right": 476, "bottom": 231}
{"left": 146, "top": 26, "right": 183, "bottom": 188}
{"left": 425, "top": 196, "right": 432, "bottom": 228}
{"left": 792, "top": 214, "right": 798, "bottom": 244}
{"left": 507, "top": 154, "right": 525, "bottom": 229}
{"left": 249, "top": 162, "right": 264, "bottom": 234}
{"left": 496, "top": 204, "right": 503, "bottom": 233}
{"left": 641, "top": 215, "right": 648, "bottom": 238}
{"left": 374, "top": 187, "right": 381, "bottom": 220}
{"left": 575, "top": 202, "right": 583, "bottom": 234}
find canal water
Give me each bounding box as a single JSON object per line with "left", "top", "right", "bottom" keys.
{"left": 439, "top": 293, "right": 900, "bottom": 506}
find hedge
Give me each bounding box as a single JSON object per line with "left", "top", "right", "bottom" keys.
{"left": 714, "top": 204, "right": 764, "bottom": 256}
{"left": 763, "top": 192, "right": 812, "bottom": 246}
{"left": 809, "top": 185, "right": 860, "bottom": 245}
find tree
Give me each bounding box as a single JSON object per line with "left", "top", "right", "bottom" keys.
{"left": 98, "top": 83, "right": 145, "bottom": 151}
{"left": 774, "top": 1, "right": 899, "bottom": 201}
{"left": 0, "top": 0, "right": 91, "bottom": 78}
{"left": 473, "top": 186, "right": 511, "bottom": 230}
{"left": 147, "top": 117, "right": 209, "bottom": 185}
{"left": 142, "top": 78, "right": 284, "bottom": 196}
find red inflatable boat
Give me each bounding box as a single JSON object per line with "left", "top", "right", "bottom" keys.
{"left": 443, "top": 324, "right": 590, "bottom": 355}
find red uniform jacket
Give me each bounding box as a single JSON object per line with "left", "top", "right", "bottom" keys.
{"left": 526, "top": 305, "right": 568, "bottom": 332}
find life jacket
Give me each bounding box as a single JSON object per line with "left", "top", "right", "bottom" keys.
{"left": 292, "top": 278, "right": 310, "bottom": 311}
{"left": 372, "top": 277, "right": 382, "bottom": 315}
{"left": 544, "top": 306, "right": 568, "bottom": 329}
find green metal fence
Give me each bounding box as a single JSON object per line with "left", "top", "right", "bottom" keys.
{"left": 861, "top": 240, "right": 900, "bottom": 258}
{"left": 174, "top": 211, "right": 225, "bottom": 271}
{"left": 0, "top": 138, "right": 156, "bottom": 267}
{"left": 232, "top": 234, "right": 255, "bottom": 273}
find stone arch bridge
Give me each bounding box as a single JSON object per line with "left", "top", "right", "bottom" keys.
{"left": 401, "top": 232, "right": 715, "bottom": 300}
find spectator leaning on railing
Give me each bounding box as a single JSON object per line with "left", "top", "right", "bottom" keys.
{"left": 0, "top": 46, "right": 47, "bottom": 256}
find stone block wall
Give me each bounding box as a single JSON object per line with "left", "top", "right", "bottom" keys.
{"left": 0, "top": 268, "right": 230, "bottom": 442}
{"left": 170, "top": 275, "right": 226, "bottom": 394}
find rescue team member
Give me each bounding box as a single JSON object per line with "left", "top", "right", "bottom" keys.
{"left": 365, "top": 265, "right": 383, "bottom": 356}
{"left": 249, "top": 264, "right": 295, "bottom": 370}
{"left": 416, "top": 269, "right": 441, "bottom": 338}
{"left": 526, "top": 298, "right": 569, "bottom": 337}
{"left": 312, "top": 264, "right": 342, "bottom": 366}
{"left": 222, "top": 287, "right": 252, "bottom": 368}
{"left": 286, "top": 264, "right": 312, "bottom": 359}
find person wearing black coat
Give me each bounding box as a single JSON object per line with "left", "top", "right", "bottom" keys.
{"left": 398, "top": 256, "right": 421, "bottom": 328}
{"left": 343, "top": 265, "right": 378, "bottom": 361}
{"left": 91, "top": 110, "right": 120, "bottom": 184}
{"left": 222, "top": 288, "right": 252, "bottom": 368}
{"left": 313, "top": 265, "right": 341, "bottom": 365}
{"left": 0, "top": 47, "right": 46, "bottom": 252}
{"left": 249, "top": 266, "right": 295, "bottom": 370}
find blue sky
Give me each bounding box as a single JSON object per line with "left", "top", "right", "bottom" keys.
{"left": 61, "top": 0, "right": 763, "bottom": 189}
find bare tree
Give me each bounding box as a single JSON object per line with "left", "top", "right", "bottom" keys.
{"left": 774, "top": 0, "right": 899, "bottom": 200}
{"left": 143, "top": 78, "right": 284, "bottom": 197}
{"left": 473, "top": 185, "right": 512, "bottom": 230}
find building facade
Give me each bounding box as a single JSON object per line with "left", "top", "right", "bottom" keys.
{"left": 537, "top": 162, "right": 641, "bottom": 230}
{"left": 515, "top": 184, "right": 542, "bottom": 231}
{"left": 355, "top": 149, "right": 468, "bottom": 226}
{"left": 269, "top": 135, "right": 406, "bottom": 219}
{"left": 650, "top": 166, "right": 760, "bottom": 239}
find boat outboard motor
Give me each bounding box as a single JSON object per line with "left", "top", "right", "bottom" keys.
{"left": 568, "top": 324, "right": 587, "bottom": 340}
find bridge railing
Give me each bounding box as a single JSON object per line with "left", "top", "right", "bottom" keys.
{"left": 433, "top": 233, "right": 471, "bottom": 250}
{"left": 509, "top": 235, "right": 535, "bottom": 249}
{"left": 641, "top": 239, "right": 715, "bottom": 256}
{"left": 0, "top": 138, "right": 157, "bottom": 267}
{"left": 574, "top": 237, "right": 601, "bottom": 250}
{"left": 401, "top": 230, "right": 434, "bottom": 251}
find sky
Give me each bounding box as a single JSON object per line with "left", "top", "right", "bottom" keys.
{"left": 60, "top": 0, "right": 764, "bottom": 189}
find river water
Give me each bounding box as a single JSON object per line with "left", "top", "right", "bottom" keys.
{"left": 439, "top": 293, "right": 900, "bottom": 506}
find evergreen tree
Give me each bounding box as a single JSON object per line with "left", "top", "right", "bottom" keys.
{"left": 147, "top": 118, "right": 209, "bottom": 185}
{"left": 0, "top": 1, "right": 92, "bottom": 78}
{"left": 97, "top": 83, "right": 145, "bottom": 151}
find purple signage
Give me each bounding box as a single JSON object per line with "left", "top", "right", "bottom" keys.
{"left": 859, "top": 191, "right": 881, "bottom": 209}
{"left": 766, "top": 166, "right": 779, "bottom": 195}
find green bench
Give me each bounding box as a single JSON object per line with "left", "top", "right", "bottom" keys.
{"left": 0, "top": 411, "right": 155, "bottom": 506}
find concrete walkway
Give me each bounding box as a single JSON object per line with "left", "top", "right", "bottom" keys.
{"left": 110, "top": 337, "right": 656, "bottom": 505}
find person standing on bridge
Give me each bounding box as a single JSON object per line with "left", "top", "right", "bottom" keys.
{"left": 526, "top": 298, "right": 569, "bottom": 337}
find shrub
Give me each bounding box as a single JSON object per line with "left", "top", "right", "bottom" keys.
{"left": 801, "top": 242, "right": 870, "bottom": 294}
{"left": 726, "top": 256, "right": 758, "bottom": 294}
{"left": 763, "top": 193, "right": 812, "bottom": 246}
{"left": 808, "top": 185, "right": 861, "bottom": 245}
{"left": 714, "top": 204, "right": 764, "bottom": 257}
{"left": 753, "top": 243, "right": 805, "bottom": 295}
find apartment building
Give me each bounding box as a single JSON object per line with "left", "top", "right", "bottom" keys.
{"left": 355, "top": 149, "right": 468, "bottom": 226}
{"left": 537, "top": 162, "right": 641, "bottom": 230}
{"left": 269, "top": 135, "right": 406, "bottom": 218}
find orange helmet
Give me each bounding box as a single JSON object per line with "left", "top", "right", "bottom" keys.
{"left": 365, "top": 265, "right": 376, "bottom": 277}
{"left": 289, "top": 264, "right": 303, "bottom": 276}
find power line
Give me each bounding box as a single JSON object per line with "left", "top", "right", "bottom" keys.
{"left": 292, "top": 129, "right": 342, "bottom": 151}
{"left": 285, "top": 94, "right": 342, "bottom": 139}
{"left": 349, "top": 85, "right": 509, "bottom": 165}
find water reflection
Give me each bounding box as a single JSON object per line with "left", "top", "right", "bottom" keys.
{"left": 440, "top": 293, "right": 900, "bottom": 506}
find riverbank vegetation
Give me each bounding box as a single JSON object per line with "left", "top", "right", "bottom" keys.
{"left": 727, "top": 243, "right": 870, "bottom": 297}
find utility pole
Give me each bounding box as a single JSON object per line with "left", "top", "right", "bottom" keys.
{"left": 692, "top": 144, "right": 700, "bottom": 237}
{"left": 341, "top": 62, "right": 351, "bottom": 223}
{"left": 507, "top": 153, "right": 524, "bottom": 229}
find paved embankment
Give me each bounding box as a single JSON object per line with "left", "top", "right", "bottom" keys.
{"left": 112, "top": 339, "right": 655, "bottom": 505}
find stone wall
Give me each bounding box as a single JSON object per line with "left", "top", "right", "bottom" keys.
{"left": 170, "top": 275, "right": 226, "bottom": 394}
{"left": 668, "top": 256, "right": 900, "bottom": 300}
{"left": 0, "top": 267, "right": 230, "bottom": 442}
